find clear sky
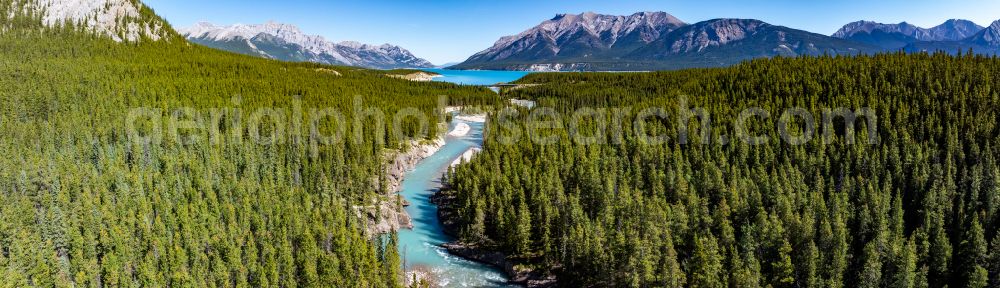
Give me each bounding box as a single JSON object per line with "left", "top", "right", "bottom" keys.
{"left": 144, "top": 0, "right": 1000, "bottom": 65}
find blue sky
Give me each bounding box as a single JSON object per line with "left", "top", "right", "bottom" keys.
{"left": 144, "top": 0, "right": 1000, "bottom": 65}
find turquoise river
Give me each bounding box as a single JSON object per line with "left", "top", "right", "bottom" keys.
{"left": 395, "top": 70, "right": 528, "bottom": 287}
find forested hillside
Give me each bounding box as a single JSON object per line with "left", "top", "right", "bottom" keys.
{"left": 0, "top": 2, "right": 497, "bottom": 286}
{"left": 443, "top": 53, "right": 1000, "bottom": 287}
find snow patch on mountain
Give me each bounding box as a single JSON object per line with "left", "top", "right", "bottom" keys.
{"left": 180, "top": 21, "right": 352, "bottom": 64}
{"left": 178, "top": 21, "right": 434, "bottom": 69}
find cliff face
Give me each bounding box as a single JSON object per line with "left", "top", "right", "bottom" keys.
{"left": 383, "top": 138, "right": 446, "bottom": 195}
{"left": 359, "top": 138, "right": 445, "bottom": 236}
{"left": 8, "top": 0, "right": 173, "bottom": 42}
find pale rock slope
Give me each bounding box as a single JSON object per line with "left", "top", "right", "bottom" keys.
{"left": 9, "top": 0, "right": 170, "bottom": 41}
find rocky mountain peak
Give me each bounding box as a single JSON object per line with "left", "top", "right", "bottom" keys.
{"left": 833, "top": 20, "right": 928, "bottom": 40}
{"left": 664, "top": 18, "right": 770, "bottom": 53}
{"left": 465, "top": 11, "right": 687, "bottom": 65}
{"left": 928, "top": 19, "right": 984, "bottom": 41}
{"left": 10, "top": 0, "right": 171, "bottom": 42}
{"left": 980, "top": 20, "right": 1000, "bottom": 45}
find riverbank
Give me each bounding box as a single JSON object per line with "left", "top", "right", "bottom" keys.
{"left": 431, "top": 188, "right": 557, "bottom": 288}
{"left": 360, "top": 138, "right": 446, "bottom": 236}
{"left": 393, "top": 70, "right": 533, "bottom": 286}
{"left": 450, "top": 148, "right": 480, "bottom": 167}
{"left": 395, "top": 120, "right": 517, "bottom": 287}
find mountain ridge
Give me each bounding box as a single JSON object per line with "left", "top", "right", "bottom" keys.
{"left": 627, "top": 19, "right": 878, "bottom": 68}
{"left": 454, "top": 12, "right": 686, "bottom": 70}
{"left": 902, "top": 20, "right": 1000, "bottom": 55}
{"left": 455, "top": 13, "right": 1000, "bottom": 71}
{"left": 453, "top": 13, "right": 878, "bottom": 71}
{"left": 4, "top": 0, "right": 174, "bottom": 42}
{"left": 832, "top": 19, "right": 984, "bottom": 50}
{"left": 179, "top": 21, "right": 434, "bottom": 69}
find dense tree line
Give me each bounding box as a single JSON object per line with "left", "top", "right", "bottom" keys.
{"left": 0, "top": 4, "right": 498, "bottom": 287}
{"left": 444, "top": 53, "right": 1000, "bottom": 287}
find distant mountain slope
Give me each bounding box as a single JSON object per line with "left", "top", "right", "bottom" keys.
{"left": 454, "top": 13, "right": 876, "bottom": 71}
{"left": 832, "top": 19, "right": 983, "bottom": 50}
{"left": 628, "top": 19, "right": 878, "bottom": 69}
{"left": 451, "top": 12, "right": 687, "bottom": 71}
{"left": 967, "top": 20, "right": 1000, "bottom": 47}
{"left": 904, "top": 20, "right": 1000, "bottom": 55}
{"left": 927, "top": 19, "right": 985, "bottom": 41}
{"left": 179, "top": 21, "right": 434, "bottom": 69}
{"left": 3, "top": 0, "right": 173, "bottom": 41}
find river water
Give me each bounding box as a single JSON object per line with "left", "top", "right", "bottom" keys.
{"left": 396, "top": 70, "right": 529, "bottom": 287}
{"left": 395, "top": 120, "right": 519, "bottom": 287}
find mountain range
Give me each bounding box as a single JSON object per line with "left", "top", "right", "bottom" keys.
{"left": 832, "top": 19, "right": 984, "bottom": 49}
{"left": 178, "top": 22, "right": 434, "bottom": 69}
{"left": 453, "top": 12, "right": 687, "bottom": 71}
{"left": 15, "top": 1, "right": 1000, "bottom": 72}
{"left": 902, "top": 20, "right": 1000, "bottom": 55}
{"left": 453, "top": 12, "right": 1000, "bottom": 71}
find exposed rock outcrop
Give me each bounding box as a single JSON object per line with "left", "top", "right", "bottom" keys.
{"left": 388, "top": 71, "right": 441, "bottom": 82}
{"left": 9, "top": 0, "right": 172, "bottom": 42}
{"left": 440, "top": 243, "right": 556, "bottom": 288}
{"left": 404, "top": 265, "right": 438, "bottom": 287}
{"left": 383, "top": 139, "right": 445, "bottom": 194}
{"left": 359, "top": 138, "right": 445, "bottom": 236}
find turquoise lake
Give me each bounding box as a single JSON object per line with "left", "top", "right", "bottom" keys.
{"left": 395, "top": 71, "right": 528, "bottom": 287}
{"left": 421, "top": 68, "right": 531, "bottom": 86}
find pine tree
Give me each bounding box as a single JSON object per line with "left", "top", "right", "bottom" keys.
{"left": 384, "top": 233, "right": 403, "bottom": 288}
{"left": 771, "top": 239, "right": 796, "bottom": 288}
{"left": 515, "top": 198, "right": 533, "bottom": 256}
{"left": 959, "top": 217, "right": 989, "bottom": 288}
{"left": 988, "top": 234, "right": 1000, "bottom": 288}
{"left": 660, "top": 229, "right": 686, "bottom": 288}
{"left": 688, "top": 235, "right": 724, "bottom": 288}
{"left": 890, "top": 238, "right": 918, "bottom": 288}
{"left": 859, "top": 241, "right": 883, "bottom": 288}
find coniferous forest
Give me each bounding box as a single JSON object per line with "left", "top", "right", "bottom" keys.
{"left": 0, "top": 2, "right": 499, "bottom": 287}
{"left": 443, "top": 54, "right": 1000, "bottom": 287}
{"left": 3, "top": 0, "right": 1000, "bottom": 287}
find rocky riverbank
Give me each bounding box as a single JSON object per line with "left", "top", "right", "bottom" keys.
{"left": 431, "top": 189, "right": 557, "bottom": 288}
{"left": 384, "top": 139, "right": 446, "bottom": 194}
{"left": 359, "top": 138, "right": 445, "bottom": 236}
